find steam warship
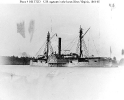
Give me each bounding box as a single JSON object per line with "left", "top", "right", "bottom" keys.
{"left": 30, "top": 26, "right": 118, "bottom": 67}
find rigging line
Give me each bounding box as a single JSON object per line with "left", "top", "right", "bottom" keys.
{"left": 63, "top": 36, "right": 78, "bottom": 50}
{"left": 88, "top": 28, "right": 90, "bottom": 56}
{"left": 76, "top": 39, "right": 81, "bottom": 55}
{"left": 43, "top": 44, "right": 47, "bottom": 55}
{"left": 98, "top": 4, "right": 101, "bottom": 57}
{"left": 36, "top": 33, "right": 55, "bottom": 56}
{"left": 35, "top": 40, "right": 47, "bottom": 57}
{"left": 68, "top": 38, "right": 77, "bottom": 49}
{"left": 82, "top": 39, "right": 89, "bottom": 57}
{"left": 49, "top": 33, "right": 58, "bottom": 43}
{"left": 38, "top": 33, "right": 57, "bottom": 56}
{"left": 89, "top": 30, "right": 99, "bottom": 57}
{"left": 63, "top": 39, "right": 77, "bottom": 51}
{"left": 51, "top": 19, "right": 52, "bottom": 33}
{"left": 92, "top": 39, "right": 99, "bottom": 57}
{"left": 49, "top": 41, "right": 54, "bottom": 52}
{"left": 69, "top": 38, "right": 78, "bottom": 51}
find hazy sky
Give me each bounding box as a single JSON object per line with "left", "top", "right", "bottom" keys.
{"left": 0, "top": 0, "right": 124, "bottom": 60}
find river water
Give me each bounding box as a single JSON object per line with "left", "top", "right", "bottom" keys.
{"left": 0, "top": 65, "right": 123, "bottom": 100}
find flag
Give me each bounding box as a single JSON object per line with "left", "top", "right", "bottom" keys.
{"left": 17, "top": 21, "right": 25, "bottom": 38}
{"left": 28, "top": 20, "right": 35, "bottom": 42}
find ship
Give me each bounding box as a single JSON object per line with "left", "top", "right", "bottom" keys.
{"left": 30, "top": 26, "right": 118, "bottom": 67}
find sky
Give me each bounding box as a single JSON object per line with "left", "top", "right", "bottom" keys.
{"left": 0, "top": 0, "right": 124, "bottom": 60}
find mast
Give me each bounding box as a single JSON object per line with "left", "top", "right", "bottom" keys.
{"left": 46, "top": 31, "right": 50, "bottom": 60}
{"left": 79, "top": 26, "right": 90, "bottom": 58}
{"left": 79, "top": 26, "right": 83, "bottom": 58}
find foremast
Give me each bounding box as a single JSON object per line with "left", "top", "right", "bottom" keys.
{"left": 46, "top": 31, "right": 50, "bottom": 61}
{"left": 79, "top": 26, "right": 83, "bottom": 58}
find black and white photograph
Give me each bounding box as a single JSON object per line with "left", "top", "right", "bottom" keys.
{"left": 0, "top": 0, "right": 124, "bottom": 100}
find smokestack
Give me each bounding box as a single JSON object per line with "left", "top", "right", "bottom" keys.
{"left": 58, "top": 37, "right": 61, "bottom": 56}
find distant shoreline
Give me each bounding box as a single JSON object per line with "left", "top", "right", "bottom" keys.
{"left": 0, "top": 56, "right": 32, "bottom": 65}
